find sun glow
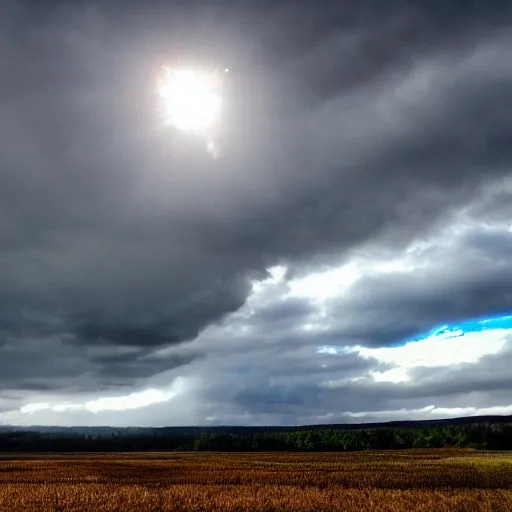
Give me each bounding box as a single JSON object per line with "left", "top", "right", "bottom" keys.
{"left": 156, "top": 66, "right": 223, "bottom": 139}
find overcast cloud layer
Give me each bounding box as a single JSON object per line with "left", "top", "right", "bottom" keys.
{"left": 1, "top": 0, "right": 512, "bottom": 426}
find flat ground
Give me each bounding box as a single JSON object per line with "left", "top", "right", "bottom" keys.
{"left": 0, "top": 449, "right": 511, "bottom": 511}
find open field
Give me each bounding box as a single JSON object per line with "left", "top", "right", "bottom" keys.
{"left": 0, "top": 450, "right": 511, "bottom": 511}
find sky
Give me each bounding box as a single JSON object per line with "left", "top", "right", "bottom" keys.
{"left": 1, "top": 0, "right": 512, "bottom": 427}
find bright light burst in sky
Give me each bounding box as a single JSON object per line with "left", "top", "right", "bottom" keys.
{"left": 156, "top": 65, "right": 224, "bottom": 153}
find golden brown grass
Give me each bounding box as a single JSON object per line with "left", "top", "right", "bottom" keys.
{"left": 0, "top": 449, "right": 511, "bottom": 511}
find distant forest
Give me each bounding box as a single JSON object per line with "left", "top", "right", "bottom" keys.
{"left": 1, "top": 416, "right": 512, "bottom": 452}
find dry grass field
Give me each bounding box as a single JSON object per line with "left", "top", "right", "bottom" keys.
{"left": 0, "top": 449, "right": 511, "bottom": 511}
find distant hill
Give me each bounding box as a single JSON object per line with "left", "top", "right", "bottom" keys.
{"left": 2, "top": 414, "right": 512, "bottom": 438}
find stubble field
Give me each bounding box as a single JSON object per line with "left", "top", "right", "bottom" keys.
{"left": 0, "top": 449, "right": 511, "bottom": 511}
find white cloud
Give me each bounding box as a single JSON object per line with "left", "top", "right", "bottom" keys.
{"left": 354, "top": 327, "right": 510, "bottom": 383}
{"left": 15, "top": 377, "right": 188, "bottom": 419}
{"left": 321, "top": 327, "right": 510, "bottom": 385}
{"left": 287, "top": 262, "right": 361, "bottom": 301}
{"left": 84, "top": 388, "right": 177, "bottom": 413}
{"left": 20, "top": 403, "right": 50, "bottom": 414}
{"left": 52, "top": 404, "right": 83, "bottom": 413}
{"left": 346, "top": 404, "right": 512, "bottom": 421}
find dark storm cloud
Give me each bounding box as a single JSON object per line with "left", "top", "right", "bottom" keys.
{"left": 1, "top": 0, "right": 512, "bottom": 402}
{"left": 90, "top": 350, "right": 199, "bottom": 382}
{"left": 0, "top": 336, "right": 87, "bottom": 391}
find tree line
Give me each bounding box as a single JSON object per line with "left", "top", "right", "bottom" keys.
{"left": 1, "top": 422, "right": 511, "bottom": 451}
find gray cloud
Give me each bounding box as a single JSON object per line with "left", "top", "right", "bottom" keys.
{"left": 315, "top": 337, "right": 512, "bottom": 413}
{"left": 1, "top": 0, "right": 512, "bottom": 424}
{"left": 323, "top": 216, "right": 512, "bottom": 348}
